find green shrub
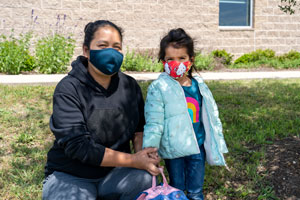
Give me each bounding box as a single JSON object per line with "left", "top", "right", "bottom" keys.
{"left": 211, "top": 49, "right": 233, "bottom": 65}
{"left": 277, "top": 50, "right": 300, "bottom": 61}
{"left": 194, "top": 53, "right": 215, "bottom": 71}
{"left": 230, "top": 62, "right": 259, "bottom": 69}
{"left": 272, "top": 58, "right": 300, "bottom": 69}
{"left": 265, "top": 50, "right": 300, "bottom": 69}
{"left": 121, "top": 50, "right": 162, "bottom": 72}
{"left": 35, "top": 33, "right": 75, "bottom": 74}
{"left": 234, "top": 49, "right": 275, "bottom": 65}
{"left": 0, "top": 32, "right": 36, "bottom": 74}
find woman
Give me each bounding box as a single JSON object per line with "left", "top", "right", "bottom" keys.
{"left": 42, "top": 20, "right": 160, "bottom": 200}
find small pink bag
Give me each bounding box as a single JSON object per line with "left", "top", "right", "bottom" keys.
{"left": 135, "top": 168, "right": 188, "bottom": 200}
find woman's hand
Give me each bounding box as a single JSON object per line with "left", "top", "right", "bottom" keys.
{"left": 101, "top": 147, "right": 160, "bottom": 175}
{"left": 132, "top": 147, "right": 160, "bottom": 176}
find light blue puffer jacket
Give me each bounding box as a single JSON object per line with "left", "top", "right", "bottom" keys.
{"left": 143, "top": 73, "right": 228, "bottom": 166}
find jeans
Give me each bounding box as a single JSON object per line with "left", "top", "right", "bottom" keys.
{"left": 42, "top": 167, "right": 152, "bottom": 200}
{"left": 165, "top": 145, "right": 206, "bottom": 200}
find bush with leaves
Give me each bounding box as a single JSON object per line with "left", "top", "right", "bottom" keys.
{"left": 277, "top": 50, "right": 300, "bottom": 61}
{"left": 194, "top": 53, "right": 215, "bottom": 71}
{"left": 273, "top": 50, "right": 300, "bottom": 69}
{"left": 211, "top": 49, "right": 233, "bottom": 65}
{"left": 0, "top": 32, "right": 36, "bottom": 74}
{"left": 231, "top": 49, "right": 300, "bottom": 69}
{"left": 234, "top": 49, "right": 275, "bottom": 65}
{"left": 121, "top": 50, "right": 162, "bottom": 72}
{"left": 35, "top": 33, "right": 75, "bottom": 74}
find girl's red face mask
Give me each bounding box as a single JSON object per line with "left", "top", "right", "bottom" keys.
{"left": 163, "top": 60, "right": 192, "bottom": 78}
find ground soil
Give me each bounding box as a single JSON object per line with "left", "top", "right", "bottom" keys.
{"left": 264, "top": 136, "right": 300, "bottom": 200}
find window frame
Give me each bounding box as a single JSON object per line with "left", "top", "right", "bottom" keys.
{"left": 219, "top": 0, "right": 254, "bottom": 29}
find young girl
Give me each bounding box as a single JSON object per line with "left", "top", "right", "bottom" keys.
{"left": 143, "top": 28, "right": 228, "bottom": 200}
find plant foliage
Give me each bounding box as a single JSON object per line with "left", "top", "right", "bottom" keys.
{"left": 0, "top": 32, "right": 36, "bottom": 74}
{"left": 279, "top": 0, "right": 298, "bottom": 14}
{"left": 211, "top": 49, "right": 233, "bottom": 65}
{"left": 121, "top": 50, "right": 163, "bottom": 72}
{"left": 35, "top": 34, "right": 75, "bottom": 74}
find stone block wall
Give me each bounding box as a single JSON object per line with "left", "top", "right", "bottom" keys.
{"left": 0, "top": 0, "right": 299, "bottom": 58}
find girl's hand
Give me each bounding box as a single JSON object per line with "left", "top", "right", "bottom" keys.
{"left": 148, "top": 151, "right": 159, "bottom": 160}
{"left": 132, "top": 147, "right": 160, "bottom": 176}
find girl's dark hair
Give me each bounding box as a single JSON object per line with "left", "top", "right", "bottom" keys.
{"left": 83, "top": 20, "right": 123, "bottom": 49}
{"left": 159, "top": 28, "right": 196, "bottom": 78}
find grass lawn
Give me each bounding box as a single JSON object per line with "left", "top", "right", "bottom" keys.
{"left": 0, "top": 79, "right": 299, "bottom": 199}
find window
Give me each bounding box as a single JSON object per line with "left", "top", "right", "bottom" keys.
{"left": 219, "top": 0, "right": 253, "bottom": 27}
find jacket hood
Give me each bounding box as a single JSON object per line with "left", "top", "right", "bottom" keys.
{"left": 68, "top": 56, "right": 119, "bottom": 93}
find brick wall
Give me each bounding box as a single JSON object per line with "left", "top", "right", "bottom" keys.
{"left": 0, "top": 0, "right": 299, "bottom": 58}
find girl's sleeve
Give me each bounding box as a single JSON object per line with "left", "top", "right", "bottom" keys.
{"left": 142, "top": 83, "right": 164, "bottom": 149}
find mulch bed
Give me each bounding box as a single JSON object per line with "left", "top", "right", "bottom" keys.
{"left": 264, "top": 136, "right": 300, "bottom": 200}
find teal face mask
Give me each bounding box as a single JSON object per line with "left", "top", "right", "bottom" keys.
{"left": 89, "top": 48, "right": 123, "bottom": 75}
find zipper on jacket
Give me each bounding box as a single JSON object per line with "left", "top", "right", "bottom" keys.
{"left": 167, "top": 74, "right": 200, "bottom": 153}
{"left": 196, "top": 76, "right": 227, "bottom": 166}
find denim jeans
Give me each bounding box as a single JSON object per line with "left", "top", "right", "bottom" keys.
{"left": 42, "top": 167, "right": 152, "bottom": 200}
{"left": 164, "top": 145, "right": 206, "bottom": 200}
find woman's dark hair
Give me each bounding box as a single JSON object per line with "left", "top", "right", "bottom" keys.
{"left": 159, "top": 28, "right": 196, "bottom": 77}
{"left": 83, "top": 20, "right": 123, "bottom": 49}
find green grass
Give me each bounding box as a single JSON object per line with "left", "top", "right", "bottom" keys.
{"left": 202, "top": 79, "right": 300, "bottom": 199}
{"left": 0, "top": 85, "right": 55, "bottom": 199}
{"left": 1, "top": 79, "right": 300, "bottom": 199}
{"left": 230, "top": 58, "right": 300, "bottom": 69}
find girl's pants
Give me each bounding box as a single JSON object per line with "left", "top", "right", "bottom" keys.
{"left": 42, "top": 167, "right": 152, "bottom": 200}
{"left": 165, "top": 144, "right": 206, "bottom": 200}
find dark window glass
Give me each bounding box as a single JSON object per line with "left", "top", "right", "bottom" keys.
{"left": 219, "top": 0, "right": 252, "bottom": 26}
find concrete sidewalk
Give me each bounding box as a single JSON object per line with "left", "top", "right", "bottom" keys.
{"left": 1, "top": 70, "right": 300, "bottom": 84}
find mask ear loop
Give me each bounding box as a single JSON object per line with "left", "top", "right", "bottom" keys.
{"left": 188, "top": 57, "right": 195, "bottom": 77}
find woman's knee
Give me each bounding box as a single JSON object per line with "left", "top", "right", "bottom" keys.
{"left": 42, "top": 171, "right": 97, "bottom": 200}
{"left": 98, "top": 168, "right": 152, "bottom": 200}
{"left": 118, "top": 169, "right": 152, "bottom": 200}
{"left": 131, "top": 168, "right": 152, "bottom": 189}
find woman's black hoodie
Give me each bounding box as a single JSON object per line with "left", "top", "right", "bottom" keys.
{"left": 45, "top": 56, "right": 145, "bottom": 179}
